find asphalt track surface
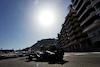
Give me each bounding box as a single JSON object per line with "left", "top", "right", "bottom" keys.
{"left": 0, "top": 52, "right": 100, "bottom": 67}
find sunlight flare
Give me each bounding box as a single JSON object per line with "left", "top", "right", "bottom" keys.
{"left": 38, "top": 9, "right": 55, "bottom": 27}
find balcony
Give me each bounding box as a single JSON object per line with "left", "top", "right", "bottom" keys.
{"left": 69, "top": 30, "right": 74, "bottom": 36}
{"left": 64, "top": 38, "right": 67, "bottom": 42}
{"left": 65, "top": 40, "right": 69, "bottom": 44}
{"left": 95, "top": 7, "right": 100, "bottom": 15}
{"left": 91, "top": 0, "right": 100, "bottom": 7}
{"left": 62, "top": 34, "right": 65, "bottom": 38}
{"left": 60, "top": 43, "right": 64, "bottom": 46}
{"left": 80, "top": 11, "right": 96, "bottom": 26}
{"left": 73, "top": 0, "right": 76, "bottom": 5}
{"left": 76, "top": 0, "right": 90, "bottom": 16}
{"left": 73, "top": 13, "right": 76, "bottom": 17}
{"left": 64, "top": 25, "right": 67, "bottom": 29}
{"left": 77, "top": 32, "right": 82, "bottom": 37}
{"left": 75, "top": 27, "right": 81, "bottom": 33}
{"left": 68, "top": 26, "right": 73, "bottom": 32}
{"left": 73, "top": 0, "right": 78, "bottom": 6}
{"left": 75, "top": 0, "right": 81, "bottom": 10}
{"left": 75, "top": 0, "right": 84, "bottom": 10}
{"left": 72, "top": 18, "right": 77, "bottom": 24}
{"left": 73, "top": 22, "right": 80, "bottom": 28}
{"left": 79, "top": 37, "right": 89, "bottom": 42}
{"left": 79, "top": 38, "right": 84, "bottom": 42}
{"left": 65, "top": 37, "right": 68, "bottom": 40}
{"left": 61, "top": 38, "right": 64, "bottom": 42}
{"left": 65, "top": 18, "right": 71, "bottom": 25}
{"left": 82, "top": 19, "right": 100, "bottom": 33}
{"left": 67, "top": 21, "right": 72, "bottom": 29}
{"left": 70, "top": 14, "right": 76, "bottom": 20}
{"left": 67, "top": 40, "right": 78, "bottom": 47}
{"left": 64, "top": 34, "right": 67, "bottom": 37}
{"left": 70, "top": 35, "right": 76, "bottom": 41}
{"left": 68, "top": 9, "right": 76, "bottom": 17}
{"left": 78, "top": 4, "right": 92, "bottom": 21}
{"left": 61, "top": 29, "right": 65, "bottom": 33}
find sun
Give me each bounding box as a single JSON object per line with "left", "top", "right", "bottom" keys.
{"left": 38, "top": 9, "right": 55, "bottom": 27}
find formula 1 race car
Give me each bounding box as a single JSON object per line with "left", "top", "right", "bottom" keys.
{"left": 26, "top": 50, "right": 64, "bottom": 63}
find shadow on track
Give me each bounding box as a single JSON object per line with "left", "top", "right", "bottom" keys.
{"left": 26, "top": 58, "right": 68, "bottom": 65}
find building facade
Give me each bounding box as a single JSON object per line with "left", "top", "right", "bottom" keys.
{"left": 58, "top": 0, "right": 100, "bottom": 51}
{"left": 71, "top": 0, "right": 100, "bottom": 49}
{"left": 58, "top": 9, "right": 91, "bottom": 51}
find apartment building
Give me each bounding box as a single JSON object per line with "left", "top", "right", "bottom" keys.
{"left": 57, "top": 23, "right": 68, "bottom": 49}
{"left": 71, "top": 0, "right": 100, "bottom": 49}
{"left": 58, "top": 8, "right": 91, "bottom": 51}
{"left": 57, "top": 0, "right": 100, "bottom": 51}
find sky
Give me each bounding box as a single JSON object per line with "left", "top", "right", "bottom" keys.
{"left": 0, "top": 0, "right": 71, "bottom": 50}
